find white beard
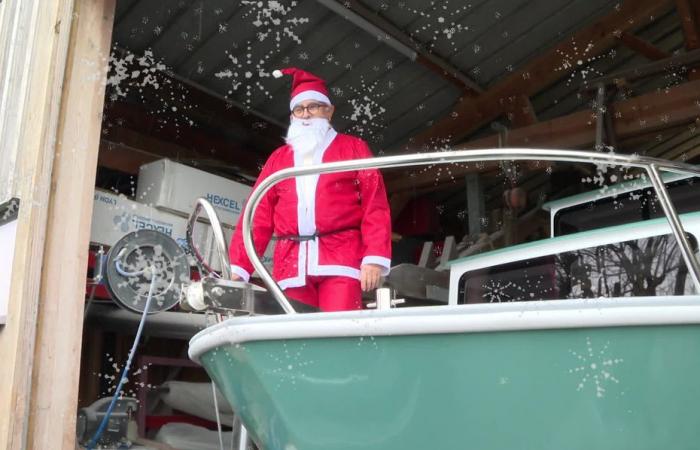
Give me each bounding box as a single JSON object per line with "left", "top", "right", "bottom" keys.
{"left": 285, "top": 117, "right": 330, "bottom": 155}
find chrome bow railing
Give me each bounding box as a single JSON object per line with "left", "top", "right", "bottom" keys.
{"left": 242, "top": 148, "right": 700, "bottom": 313}
{"left": 187, "top": 198, "right": 231, "bottom": 280}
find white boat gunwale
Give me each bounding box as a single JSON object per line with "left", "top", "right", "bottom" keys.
{"left": 188, "top": 295, "right": 700, "bottom": 363}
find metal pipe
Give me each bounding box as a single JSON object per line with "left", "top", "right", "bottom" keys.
{"left": 85, "top": 304, "right": 208, "bottom": 340}
{"left": 188, "top": 198, "right": 231, "bottom": 280}
{"left": 314, "top": 0, "right": 418, "bottom": 61}
{"left": 238, "top": 425, "right": 249, "bottom": 450}
{"left": 646, "top": 164, "right": 700, "bottom": 290}
{"left": 314, "top": 0, "right": 483, "bottom": 92}
{"left": 242, "top": 148, "right": 700, "bottom": 310}
{"left": 595, "top": 83, "right": 606, "bottom": 151}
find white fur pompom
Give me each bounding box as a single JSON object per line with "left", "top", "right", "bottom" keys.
{"left": 272, "top": 69, "right": 283, "bottom": 78}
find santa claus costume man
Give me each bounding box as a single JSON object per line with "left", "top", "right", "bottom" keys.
{"left": 228, "top": 67, "right": 392, "bottom": 312}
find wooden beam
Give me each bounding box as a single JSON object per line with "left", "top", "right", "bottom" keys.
{"left": 676, "top": 0, "right": 700, "bottom": 49}
{"left": 318, "top": 0, "right": 483, "bottom": 93}
{"left": 581, "top": 48, "right": 700, "bottom": 90}
{"left": 0, "top": 0, "right": 76, "bottom": 448}
{"left": 26, "top": 1, "right": 115, "bottom": 449}
{"left": 99, "top": 138, "right": 177, "bottom": 175}
{"left": 97, "top": 134, "right": 260, "bottom": 183}
{"left": 103, "top": 102, "right": 273, "bottom": 176}
{"left": 404, "top": 0, "right": 673, "bottom": 149}
{"left": 503, "top": 95, "right": 538, "bottom": 127}
{"left": 388, "top": 79, "right": 700, "bottom": 192}
{"left": 676, "top": 0, "right": 700, "bottom": 79}
{"left": 615, "top": 32, "right": 670, "bottom": 60}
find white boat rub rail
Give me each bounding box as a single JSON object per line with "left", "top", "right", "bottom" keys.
{"left": 239, "top": 148, "right": 700, "bottom": 313}
{"left": 189, "top": 296, "right": 700, "bottom": 363}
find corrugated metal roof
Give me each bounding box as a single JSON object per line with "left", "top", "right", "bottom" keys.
{"left": 111, "top": 0, "right": 660, "bottom": 153}
{"left": 108, "top": 0, "right": 698, "bottom": 238}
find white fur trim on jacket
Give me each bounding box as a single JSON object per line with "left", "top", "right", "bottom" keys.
{"left": 230, "top": 265, "right": 251, "bottom": 282}
{"left": 361, "top": 256, "right": 391, "bottom": 276}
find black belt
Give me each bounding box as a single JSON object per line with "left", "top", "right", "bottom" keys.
{"left": 272, "top": 227, "right": 358, "bottom": 242}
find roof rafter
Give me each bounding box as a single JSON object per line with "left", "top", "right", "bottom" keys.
{"left": 401, "top": 0, "right": 674, "bottom": 149}
{"left": 615, "top": 32, "right": 670, "bottom": 60}
{"left": 676, "top": 0, "right": 700, "bottom": 49}
{"left": 315, "top": 0, "right": 483, "bottom": 93}
{"left": 387, "top": 78, "right": 700, "bottom": 193}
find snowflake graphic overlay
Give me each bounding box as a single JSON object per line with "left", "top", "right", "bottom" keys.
{"left": 214, "top": 42, "right": 277, "bottom": 107}
{"left": 569, "top": 337, "right": 624, "bottom": 398}
{"left": 554, "top": 38, "right": 613, "bottom": 86}
{"left": 241, "top": 0, "right": 309, "bottom": 50}
{"left": 267, "top": 342, "right": 315, "bottom": 390}
{"left": 105, "top": 47, "right": 196, "bottom": 129}
{"left": 342, "top": 76, "right": 387, "bottom": 143}
{"left": 481, "top": 280, "right": 515, "bottom": 303}
{"left": 398, "top": 1, "right": 472, "bottom": 52}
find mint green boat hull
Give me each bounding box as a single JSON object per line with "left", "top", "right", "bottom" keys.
{"left": 198, "top": 324, "right": 700, "bottom": 450}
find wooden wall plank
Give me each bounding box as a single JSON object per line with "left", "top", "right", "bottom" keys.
{"left": 0, "top": 1, "right": 76, "bottom": 448}
{"left": 25, "top": 0, "right": 116, "bottom": 448}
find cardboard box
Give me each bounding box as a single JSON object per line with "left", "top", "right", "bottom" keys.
{"left": 136, "top": 159, "right": 252, "bottom": 227}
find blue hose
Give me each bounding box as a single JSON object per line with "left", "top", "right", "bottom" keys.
{"left": 85, "top": 266, "right": 157, "bottom": 449}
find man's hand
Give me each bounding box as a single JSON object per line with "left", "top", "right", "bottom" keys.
{"left": 231, "top": 274, "right": 242, "bottom": 282}
{"left": 360, "top": 263, "right": 383, "bottom": 292}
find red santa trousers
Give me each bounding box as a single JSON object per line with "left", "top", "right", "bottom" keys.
{"left": 284, "top": 275, "right": 362, "bottom": 312}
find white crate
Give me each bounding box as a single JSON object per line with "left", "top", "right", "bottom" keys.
{"left": 90, "top": 189, "right": 208, "bottom": 258}
{"left": 92, "top": 189, "right": 274, "bottom": 275}
{"left": 136, "top": 159, "right": 252, "bottom": 227}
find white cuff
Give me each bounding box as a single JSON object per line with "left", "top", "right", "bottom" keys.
{"left": 361, "top": 256, "right": 391, "bottom": 276}
{"left": 230, "top": 265, "right": 251, "bottom": 282}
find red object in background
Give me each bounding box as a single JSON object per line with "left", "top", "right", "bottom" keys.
{"left": 433, "top": 241, "right": 444, "bottom": 259}
{"left": 393, "top": 196, "right": 441, "bottom": 237}
{"left": 86, "top": 248, "right": 112, "bottom": 300}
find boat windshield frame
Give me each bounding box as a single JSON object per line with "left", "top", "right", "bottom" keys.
{"left": 240, "top": 148, "right": 700, "bottom": 314}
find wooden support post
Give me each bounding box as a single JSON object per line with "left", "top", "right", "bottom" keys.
{"left": 675, "top": 0, "right": 700, "bottom": 78}
{"left": 615, "top": 32, "right": 670, "bottom": 60}
{"left": 466, "top": 174, "right": 485, "bottom": 238}
{"left": 417, "top": 242, "right": 435, "bottom": 268}
{"left": 676, "top": 0, "right": 700, "bottom": 49}
{"left": 0, "top": 1, "right": 77, "bottom": 448}
{"left": 503, "top": 95, "right": 538, "bottom": 127}
{"left": 78, "top": 329, "right": 104, "bottom": 408}
{"left": 26, "top": 0, "right": 116, "bottom": 449}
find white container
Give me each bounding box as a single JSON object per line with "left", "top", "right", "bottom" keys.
{"left": 136, "top": 159, "right": 252, "bottom": 227}
{"left": 90, "top": 189, "right": 209, "bottom": 261}
{"left": 92, "top": 189, "right": 274, "bottom": 275}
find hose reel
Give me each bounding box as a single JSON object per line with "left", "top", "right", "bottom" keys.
{"left": 104, "top": 229, "right": 190, "bottom": 313}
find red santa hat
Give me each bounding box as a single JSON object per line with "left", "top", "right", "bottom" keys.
{"left": 272, "top": 67, "right": 331, "bottom": 111}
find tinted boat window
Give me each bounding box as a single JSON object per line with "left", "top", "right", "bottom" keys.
{"left": 458, "top": 234, "right": 698, "bottom": 304}
{"left": 553, "top": 178, "right": 700, "bottom": 236}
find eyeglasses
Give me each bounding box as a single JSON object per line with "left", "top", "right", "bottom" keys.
{"left": 291, "top": 102, "right": 329, "bottom": 118}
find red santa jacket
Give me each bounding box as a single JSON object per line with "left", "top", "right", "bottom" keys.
{"left": 229, "top": 130, "right": 392, "bottom": 289}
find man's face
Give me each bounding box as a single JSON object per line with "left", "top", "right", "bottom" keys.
{"left": 290, "top": 99, "right": 335, "bottom": 121}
